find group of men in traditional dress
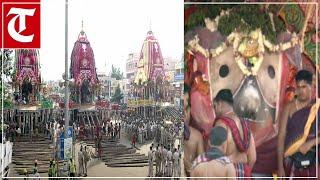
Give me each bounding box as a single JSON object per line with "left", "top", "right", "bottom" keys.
{"left": 185, "top": 70, "right": 318, "bottom": 179}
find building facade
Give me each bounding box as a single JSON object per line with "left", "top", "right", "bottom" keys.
{"left": 173, "top": 58, "right": 184, "bottom": 107}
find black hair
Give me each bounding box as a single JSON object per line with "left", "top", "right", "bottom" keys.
{"left": 214, "top": 89, "right": 233, "bottom": 105}
{"left": 210, "top": 126, "right": 227, "bottom": 146}
{"left": 295, "top": 70, "right": 313, "bottom": 85}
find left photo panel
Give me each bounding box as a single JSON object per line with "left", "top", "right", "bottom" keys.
{"left": 1, "top": 0, "right": 184, "bottom": 178}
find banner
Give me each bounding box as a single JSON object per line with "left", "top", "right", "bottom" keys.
{"left": 63, "top": 126, "right": 73, "bottom": 160}
{"left": 64, "top": 138, "right": 72, "bottom": 160}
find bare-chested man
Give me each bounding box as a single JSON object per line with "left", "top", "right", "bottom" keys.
{"left": 213, "top": 89, "right": 256, "bottom": 178}
{"left": 278, "top": 70, "right": 319, "bottom": 178}
{"left": 184, "top": 93, "right": 205, "bottom": 177}
{"left": 191, "top": 126, "right": 236, "bottom": 179}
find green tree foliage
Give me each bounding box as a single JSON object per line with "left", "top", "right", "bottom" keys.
{"left": 185, "top": 4, "right": 286, "bottom": 43}
{"left": 0, "top": 49, "right": 14, "bottom": 107}
{"left": 111, "top": 84, "right": 123, "bottom": 103}
{"left": 110, "top": 65, "right": 123, "bottom": 80}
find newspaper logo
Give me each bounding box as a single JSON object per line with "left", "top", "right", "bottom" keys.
{"left": 2, "top": 2, "right": 40, "bottom": 48}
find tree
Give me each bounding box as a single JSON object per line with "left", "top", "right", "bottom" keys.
{"left": 110, "top": 65, "right": 123, "bottom": 80}
{"left": 0, "top": 49, "right": 14, "bottom": 77}
{"left": 111, "top": 84, "right": 123, "bottom": 103}
{"left": 0, "top": 49, "right": 14, "bottom": 105}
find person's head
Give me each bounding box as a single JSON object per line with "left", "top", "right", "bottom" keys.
{"left": 209, "top": 126, "right": 228, "bottom": 152}
{"left": 70, "top": 158, "right": 73, "bottom": 162}
{"left": 295, "top": 70, "right": 313, "bottom": 101}
{"left": 213, "top": 89, "right": 234, "bottom": 116}
{"left": 150, "top": 146, "right": 153, "bottom": 151}
{"left": 174, "top": 148, "right": 177, "bottom": 152}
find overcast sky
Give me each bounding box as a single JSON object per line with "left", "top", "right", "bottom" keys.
{"left": 40, "top": 0, "right": 183, "bottom": 81}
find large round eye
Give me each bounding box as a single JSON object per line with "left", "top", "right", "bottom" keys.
{"left": 268, "top": 65, "right": 275, "bottom": 79}
{"left": 219, "top": 64, "right": 229, "bottom": 78}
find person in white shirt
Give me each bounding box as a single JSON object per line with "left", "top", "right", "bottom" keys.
{"left": 148, "top": 146, "right": 154, "bottom": 177}
{"left": 78, "top": 146, "right": 84, "bottom": 176}
{"left": 155, "top": 146, "right": 161, "bottom": 176}
{"left": 166, "top": 148, "right": 173, "bottom": 177}
{"left": 16, "top": 127, "right": 21, "bottom": 141}
{"left": 173, "top": 148, "right": 180, "bottom": 178}
{"left": 177, "top": 145, "right": 182, "bottom": 177}
{"left": 162, "top": 146, "right": 168, "bottom": 176}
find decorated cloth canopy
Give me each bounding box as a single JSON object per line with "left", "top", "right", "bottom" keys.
{"left": 15, "top": 49, "right": 41, "bottom": 85}
{"left": 134, "top": 31, "right": 165, "bottom": 84}
{"left": 70, "top": 29, "right": 98, "bottom": 87}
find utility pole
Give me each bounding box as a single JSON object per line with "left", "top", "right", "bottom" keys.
{"left": 64, "top": 0, "right": 69, "bottom": 138}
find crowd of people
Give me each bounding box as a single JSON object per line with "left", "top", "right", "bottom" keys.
{"left": 121, "top": 108, "right": 183, "bottom": 178}
{"left": 122, "top": 113, "right": 182, "bottom": 149}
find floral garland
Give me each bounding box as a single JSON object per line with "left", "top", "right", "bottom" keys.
{"left": 188, "top": 22, "right": 300, "bottom": 76}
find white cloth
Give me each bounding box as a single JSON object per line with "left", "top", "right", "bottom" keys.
{"left": 16, "top": 128, "right": 21, "bottom": 134}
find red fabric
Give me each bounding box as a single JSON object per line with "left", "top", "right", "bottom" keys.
{"left": 184, "top": 52, "right": 195, "bottom": 87}
{"left": 184, "top": 5, "right": 197, "bottom": 25}
{"left": 217, "top": 116, "right": 251, "bottom": 152}
{"left": 252, "top": 137, "right": 278, "bottom": 174}
{"left": 234, "top": 163, "right": 252, "bottom": 179}
{"left": 190, "top": 90, "right": 215, "bottom": 136}
{"left": 194, "top": 53, "right": 209, "bottom": 80}
{"left": 244, "top": 165, "right": 252, "bottom": 180}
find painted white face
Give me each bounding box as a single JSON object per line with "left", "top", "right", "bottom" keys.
{"left": 82, "top": 58, "right": 88, "bottom": 67}
{"left": 24, "top": 57, "right": 31, "bottom": 65}
{"left": 82, "top": 43, "right": 87, "bottom": 52}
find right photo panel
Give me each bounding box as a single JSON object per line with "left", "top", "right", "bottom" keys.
{"left": 184, "top": 1, "right": 318, "bottom": 179}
